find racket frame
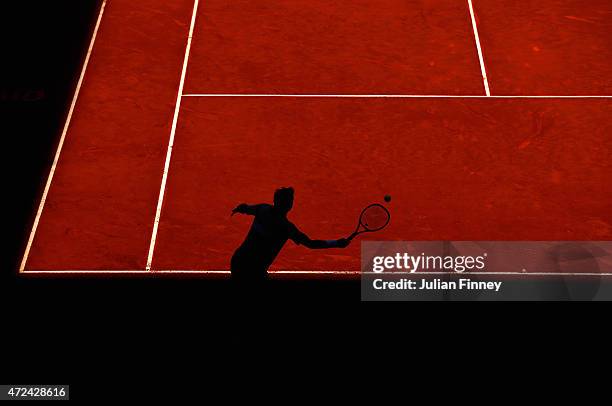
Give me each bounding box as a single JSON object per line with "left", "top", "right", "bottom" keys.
{"left": 347, "top": 203, "right": 390, "bottom": 240}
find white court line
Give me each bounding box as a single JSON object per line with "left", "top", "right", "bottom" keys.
{"left": 146, "top": 0, "right": 201, "bottom": 272}
{"left": 467, "top": 0, "right": 491, "bottom": 96}
{"left": 182, "top": 94, "right": 612, "bottom": 98}
{"left": 19, "top": 0, "right": 108, "bottom": 273}
{"left": 19, "top": 270, "right": 612, "bottom": 277}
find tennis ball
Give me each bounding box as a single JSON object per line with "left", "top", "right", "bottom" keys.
{"left": 384, "top": 195, "right": 391, "bottom": 203}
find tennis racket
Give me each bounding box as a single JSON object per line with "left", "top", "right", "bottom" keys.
{"left": 347, "top": 203, "right": 390, "bottom": 241}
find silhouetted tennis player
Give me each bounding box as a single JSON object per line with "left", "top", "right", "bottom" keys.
{"left": 231, "top": 187, "right": 350, "bottom": 280}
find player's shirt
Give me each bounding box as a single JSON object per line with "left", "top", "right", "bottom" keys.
{"left": 232, "top": 204, "right": 307, "bottom": 273}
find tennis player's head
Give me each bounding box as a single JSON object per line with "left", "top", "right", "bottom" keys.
{"left": 274, "top": 187, "right": 294, "bottom": 214}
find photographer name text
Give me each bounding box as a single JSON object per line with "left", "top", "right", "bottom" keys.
{"left": 373, "top": 278, "right": 502, "bottom": 292}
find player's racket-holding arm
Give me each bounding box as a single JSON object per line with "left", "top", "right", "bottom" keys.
{"left": 230, "top": 200, "right": 390, "bottom": 250}
{"left": 291, "top": 203, "right": 391, "bottom": 249}
{"left": 298, "top": 236, "right": 351, "bottom": 249}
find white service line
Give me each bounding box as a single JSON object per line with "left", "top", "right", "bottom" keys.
{"left": 146, "top": 0, "right": 201, "bottom": 272}
{"left": 467, "top": 0, "right": 491, "bottom": 96}
{"left": 19, "top": 0, "right": 108, "bottom": 273}
{"left": 182, "top": 93, "right": 612, "bottom": 98}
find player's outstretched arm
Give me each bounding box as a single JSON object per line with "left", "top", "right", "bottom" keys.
{"left": 231, "top": 203, "right": 258, "bottom": 216}
{"left": 299, "top": 236, "right": 351, "bottom": 249}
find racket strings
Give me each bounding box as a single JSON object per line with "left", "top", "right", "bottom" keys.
{"left": 360, "top": 205, "right": 390, "bottom": 231}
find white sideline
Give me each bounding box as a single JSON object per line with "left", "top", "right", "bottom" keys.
{"left": 19, "top": 0, "right": 108, "bottom": 272}
{"left": 145, "top": 0, "right": 201, "bottom": 271}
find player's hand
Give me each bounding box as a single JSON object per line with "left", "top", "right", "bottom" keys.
{"left": 231, "top": 203, "right": 249, "bottom": 216}
{"left": 336, "top": 238, "right": 350, "bottom": 248}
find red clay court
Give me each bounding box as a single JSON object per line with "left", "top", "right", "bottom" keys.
{"left": 20, "top": 0, "right": 612, "bottom": 276}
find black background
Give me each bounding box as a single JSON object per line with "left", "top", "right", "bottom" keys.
{"left": 0, "top": 0, "right": 605, "bottom": 397}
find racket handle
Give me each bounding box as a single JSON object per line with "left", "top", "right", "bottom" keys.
{"left": 347, "top": 231, "right": 359, "bottom": 241}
